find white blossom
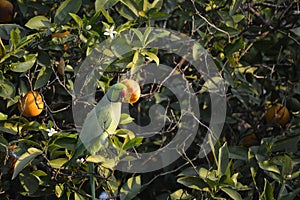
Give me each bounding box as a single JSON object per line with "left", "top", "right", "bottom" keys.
{"left": 85, "top": 25, "right": 92, "bottom": 30}
{"left": 76, "top": 158, "right": 85, "bottom": 163}
{"left": 104, "top": 26, "right": 117, "bottom": 39}
{"left": 47, "top": 128, "right": 58, "bottom": 137}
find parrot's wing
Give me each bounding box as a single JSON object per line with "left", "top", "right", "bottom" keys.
{"left": 65, "top": 96, "right": 122, "bottom": 166}
{"left": 79, "top": 98, "right": 115, "bottom": 154}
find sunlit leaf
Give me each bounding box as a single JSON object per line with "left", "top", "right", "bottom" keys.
{"left": 54, "top": 0, "right": 82, "bottom": 25}
{"left": 12, "top": 147, "right": 43, "bottom": 180}
{"left": 120, "top": 176, "right": 141, "bottom": 200}
{"left": 25, "top": 16, "right": 51, "bottom": 30}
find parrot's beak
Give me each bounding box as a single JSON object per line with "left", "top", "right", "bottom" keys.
{"left": 121, "top": 89, "right": 127, "bottom": 101}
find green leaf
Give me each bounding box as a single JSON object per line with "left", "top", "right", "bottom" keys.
{"left": 258, "top": 160, "right": 280, "bottom": 174}
{"left": 218, "top": 142, "right": 229, "bottom": 176}
{"left": 19, "top": 173, "right": 40, "bottom": 196}
{"left": 272, "top": 134, "right": 300, "bottom": 153}
{"left": 279, "top": 187, "right": 300, "bottom": 200}
{"left": 221, "top": 187, "right": 242, "bottom": 200}
{"left": 149, "top": 12, "right": 171, "bottom": 20}
{"left": 69, "top": 13, "right": 83, "bottom": 28}
{"left": 122, "top": 136, "right": 143, "bottom": 151}
{"left": 96, "top": 5, "right": 114, "bottom": 24}
{"left": 131, "top": 29, "right": 144, "bottom": 43}
{"left": 177, "top": 176, "right": 209, "bottom": 191}
{"left": 34, "top": 66, "right": 52, "bottom": 90}
{"left": 229, "top": 0, "right": 242, "bottom": 16}
{"left": 260, "top": 178, "right": 275, "bottom": 200}
{"left": 228, "top": 146, "right": 248, "bottom": 161}
{"left": 0, "top": 112, "right": 7, "bottom": 120}
{"left": 116, "top": 2, "right": 137, "bottom": 20}
{"left": 0, "top": 37, "right": 6, "bottom": 59}
{"left": 86, "top": 155, "right": 106, "bottom": 163}
{"left": 74, "top": 192, "right": 86, "bottom": 200}
{"left": 86, "top": 155, "right": 117, "bottom": 169}
{"left": 10, "top": 54, "right": 37, "bottom": 73}
{"left": 281, "top": 155, "right": 293, "bottom": 177}
{"left": 25, "top": 16, "right": 51, "bottom": 30}
{"left": 0, "top": 79, "right": 15, "bottom": 99}
{"left": 10, "top": 28, "right": 21, "bottom": 50}
{"left": 55, "top": 184, "right": 64, "bottom": 198}
{"left": 49, "top": 158, "right": 68, "bottom": 169}
{"left": 0, "top": 24, "right": 27, "bottom": 40}
{"left": 120, "top": 0, "right": 139, "bottom": 17}
{"left": 120, "top": 113, "right": 135, "bottom": 124}
{"left": 169, "top": 189, "right": 192, "bottom": 200}
{"left": 142, "top": 51, "right": 159, "bottom": 66}
{"left": 54, "top": 0, "right": 82, "bottom": 25}
{"left": 111, "top": 36, "right": 132, "bottom": 58}
{"left": 120, "top": 176, "right": 141, "bottom": 200}
{"left": 12, "top": 147, "right": 43, "bottom": 180}
{"left": 95, "top": 0, "right": 120, "bottom": 10}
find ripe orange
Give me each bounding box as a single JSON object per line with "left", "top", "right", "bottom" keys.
{"left": 0, "top": 0, "right": 13, "bottom": 23}
{"left": 18, "top": 91, "right": 44, "bottom": 117}
{"left": 121, "top": 79, "right": 141, "bottom": 104}
{"left": 265, "top": 103, "right": 290, "bottom": 126}
{"left": 240, "top": 133, "right": 260, "bottom": 147}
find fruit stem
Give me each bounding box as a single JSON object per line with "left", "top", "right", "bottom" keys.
{"left": 88, "top": 162, "right": 96, "bottom": 200}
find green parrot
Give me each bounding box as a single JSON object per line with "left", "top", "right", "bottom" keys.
{"left": 67, "top": 83, "right": 128, "bottom": 165}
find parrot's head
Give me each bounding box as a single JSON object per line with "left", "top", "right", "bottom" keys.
{"left": 107, "top": 83, "right": 127, "bottom": 102}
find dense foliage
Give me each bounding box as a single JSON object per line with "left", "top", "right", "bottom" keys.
{"left": 0, "top": 0, "right": 300, "bottom": 199}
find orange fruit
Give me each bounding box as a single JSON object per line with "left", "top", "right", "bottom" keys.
{"left": 0, "top": 0, "right": 13, "bottom": 23}
{"left": 121, "top": 79, "right": 141, "bottom": 104}
{"left": 18, "top": 91, "right": 44, "bottom": 117}
{"left": 265, "top": 103, "right": 290, "bottom": 126}
{"left": 240, "top": 133, "right": 260, "bottom": 147}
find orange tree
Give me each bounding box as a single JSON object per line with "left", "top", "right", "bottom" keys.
{"left": 0, "top": 0, "right": 300, "bottom": 199}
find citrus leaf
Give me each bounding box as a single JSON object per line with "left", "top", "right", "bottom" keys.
{"left": 260, "top": 178, "right": 275, "bottom": 200}
{"left": 25, "top": 16, "right": 51, "bottom": 30}
{"left": 0, "top": 79, "right": 15, "bottom": 99}
{"left": 34, "top": 66, "right": 52, "bottom": 90}
{"left": 120, "top": 175, "right": 141, "bottom": 200}
{"left": 55, "top": 184, "right": 64, "bottom": 198}
{"left": 95, "top": 0, "right": 120, "bottom": 10}
{"left": 120, "top": 113, "right": 135, "bottom": 125}
{"left": 0, "top": 24, "right": 27, "bottom": 40}
{"left": 12, "top": 147, "right": 43, "bottom": 180}
{"left": 54, "top": 0, "right": 82, "bottom": 25}
{"left": 142, "top": 51, "right": 159, "bottom": 66}
{"left": 69, "top": 13, "right": 83, "bottom": 28}
{"left": 0, "top": 37, "right": 6, "bottom": 59}
{"left": 221, "top": 187, "right": 243, "bottom": 200}
{"left": 218, "top": 142, "right": 229, "bottom": 176}
{"left": 258, "top": 160, "right": 280, "bottom": 174}
{"left": 0, "top": 112, "right": 8, "bottom": 120}
{"left": 177, "top": 176, "right": 209, "bottom": 191}
{"left": 86, "top": 155, "right": 106, "bottom": 163}
{"left": 10, "top": 54, "right": 37, "bottom": 73}
{"left": 49, "top": 158, "right": 68, "bottom": 169}
{"left": 122, "top": 136, "right": 143, "bottom": 151}
{"left": 19, "top": 173, "right": 40, "bottom": 196}
{"left": 96, "top": 5, "right": 114, "bottom": 24}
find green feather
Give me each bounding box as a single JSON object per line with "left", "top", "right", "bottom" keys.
{"left": 66, "top": 83, "right": 127, "bottom": 165}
